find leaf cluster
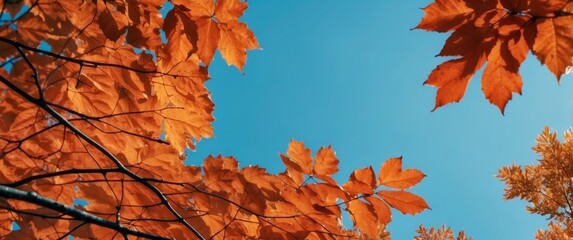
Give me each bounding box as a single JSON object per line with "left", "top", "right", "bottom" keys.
{"left": 0, "top": 0, "right": 431, "bottom": 239}
{"left": 414, "top": 225, "right": 469, "bottom": 240}
{"left": 498, "top": 127, "right": 573, "bottom": 239}
{"left": 417, "top": 0, "right": 573, "bottom": 113}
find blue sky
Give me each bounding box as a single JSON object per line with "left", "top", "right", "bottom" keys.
{"left": 187, "top": 1, "right": 573, "bottom": 239}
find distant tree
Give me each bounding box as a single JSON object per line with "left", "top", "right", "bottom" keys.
{"left": 414, "top": 225, "right": 469, "bottom": 240}
{"left": 499, "top": 127, "right": 573, "bottom": 239}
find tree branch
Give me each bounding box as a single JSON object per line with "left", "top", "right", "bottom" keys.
{"left": 0, "top": 36, "right": 179, "bottom": 77}
{"left": 0, "top": 185, "right": 172, "bottom": 240}
{"left": 6, "top": 168, "right": 124, "bottom": 188}
{"left": 0, "top": 64, "right": 205, "bottom": 239}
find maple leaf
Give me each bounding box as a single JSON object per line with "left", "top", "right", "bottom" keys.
{"left": 313, "top": 146, "right": 340, "bottom": 185}
{"left": 286, "top": 139, "right": 313, "bottom": 175}
{"left": 163, "top": 6, "right": 198, "bottom": 62}
{"left": 418, "top": 0, "right": 573, "bottom": 113}
{"left": 170, "top": 0, "right": 260, "bottom": 70}
{"left": 0, "top": 0, "right": 262, "bottom": 238}
{"left": 97, "top": 2, "right": 129, "bottom": 42}
{"left": 281, "top": 140, "right": 339, "bottom": 185}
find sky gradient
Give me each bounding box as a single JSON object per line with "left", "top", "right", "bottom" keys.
{"left": 186, "top": 1, "right": 573, "bottom": 239}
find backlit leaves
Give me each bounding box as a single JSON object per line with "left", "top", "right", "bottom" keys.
{"left": 417, "top": 0, "right": 573, "bottom": 113}
{"left": 0, "top": 0, "right": 431, "bottom": 239}
{"left": 379, "top": 157, "right": 426, "bottom": 189}
{"left": 499, "top": 127, "right": 573, "bottom": 238}
{"left": 343, "top": 166, "right": 377, "bottom": 195}
{"left": 281, "top": 139, "right": 340, "bottom": 185}
{"left": 415, "top": 224, "right": 469, "bottom": 240}
{"left": 169, "top": 0, "right": 260, "bottom": 69}
{"left": 377, "top": 190, "right": 430, "bottom": 215}
{"left": 334, "top": 144, "right": 429, "bottom": 237}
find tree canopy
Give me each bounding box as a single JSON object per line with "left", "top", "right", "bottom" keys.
{"left": 0, "top": 0, "right": 572, "bottom": 239}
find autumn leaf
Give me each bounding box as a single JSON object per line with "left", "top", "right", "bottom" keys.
{"left": 415, "top": 0, "right": 474, "bottom": 32}
{"left": 378, "top": 190, "right": 429, "bottom": 215}
{"left": 218, "top": 20, "right": 260, "bottom": 71}
{"left": 418, "top": 0, "right": 573, "bottom": 112}
{"left": 529, "top": 15, "right": 573, "bottom": 80}
{"left": 286, "top": 139, "right": 313, "bottom": 175}
{"left": 339, "top": 157, "right": 428, "bottom": 238}
{"left": 343, "top": 166, "right": 377, "bottom": 195}
{"left": 281, "top": 140, "right": 340, "bottom": 185}
{"left": 481, "top": 21, "right": 528, "bottom": 113}
{"left": 313, "top": 146, "right": 339, "bottom": 185}
{"left": 163, "top": 6, "right": 198, "bottom": 62}
{"left": 378, "top": 157, "right": 425, "bottom": 189}
{"left": 364, "top": 195, "right": 392, "bottom": 225}
{"left": 0, "top": 1, "right": 434, "bottom": 239}
{"left": 97, "top": 2, "right": 129, "bottom": 42}
{"left": 171, "top": 0, "right": 260, "bottom": 70}
{"left": 499, "top": 127, "right": 573, "bottom": 236}
{"left": 415, "top": 224, "right": 470, "bottom": 240}
{"left": 347, "top": 200, "right": 380, "bottom": 237}
{"left": 0, "top": 206, "right": 11, "bottom": 237}
{"left": 280, "top": 153, "right": 306, "bottom": 186}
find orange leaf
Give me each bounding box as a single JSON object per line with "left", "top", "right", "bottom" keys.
{"left": 347, "top": 200, "right": 379, "bottom": 238}
{"left": 500, "top": 0, "right": 529, "bottom": 11}
{"left": 218, "top": 20, "right": 260, "bottom": 71}
{"left": 306, "top": 183, "right": 349, "bottom": 206}
{"left": 97, "top": 3, "right": 128, "bottom": 42}
{"left": 378, "top": 157, "right": 425, "bottom": 189}
{"left": 424, "top": 58, "right": 476, "bottom": 110}
{"left": 415, "top": 0, "right": 473, "bottom": 32}
{"left": 286, "top": 140, "right": 313, "bottom": 175}
{"left": 530, "top": 16, "right": 573, "bottom": 80}
{"left": 424, "top": 17, "right": 500, "bottom": 110}
{"left": 214, "top": 0, "right": 248, "bottom": 23}
{"left": 437, "top": 18, "right": 502, "bottom": 57}
{"left": 481, "top": 25, "right": 528, "bottom": 113}
{"left": 0, "top": 200, "right": 12, "bottom": 236}
{"left": 416, "top": 1, "right": 571, "bottom": 112}
{"left": 529, "top": 0, "right": 569, "bottom": 15}
{"left": 378, "top": 190, "right": 429, "bottom": 215}
{"left": 195, "top": 16, "right": 221, "bottom": 66}
{"left": 280, "top": 154, "right": 305, "bottom": 186}
{"left": 163, "top": 7, "right": 198, "bottom": 62}
{"left": 482, "top": 62, "right": 522, "bottom": 113}
{"left": 313, "top": 146, "right": 339, "bottom": 185}
{"left": 281, "top": 187, "right": 314, "bottom": 214}
{"left": 364, "top": 195, "right": 392, "bottom": 225}
{"left": 342, "top": 167, "right": 376, "bottom": 195}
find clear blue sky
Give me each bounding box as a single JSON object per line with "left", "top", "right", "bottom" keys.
{"left": 186, "top": 1, "right": 573, "bottom": 239}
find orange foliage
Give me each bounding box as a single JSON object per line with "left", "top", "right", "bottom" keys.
{"left": 0, "top": 0, "right": 430, "bottom": 239}
{"left": 499, "top": 127, "right": 573, "bottom": 239}
{"left": 417, "top": 0, "right": 573, "bottom": 113}
{"left": 414, "top": 225, "right": 469, "bottom": 240}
